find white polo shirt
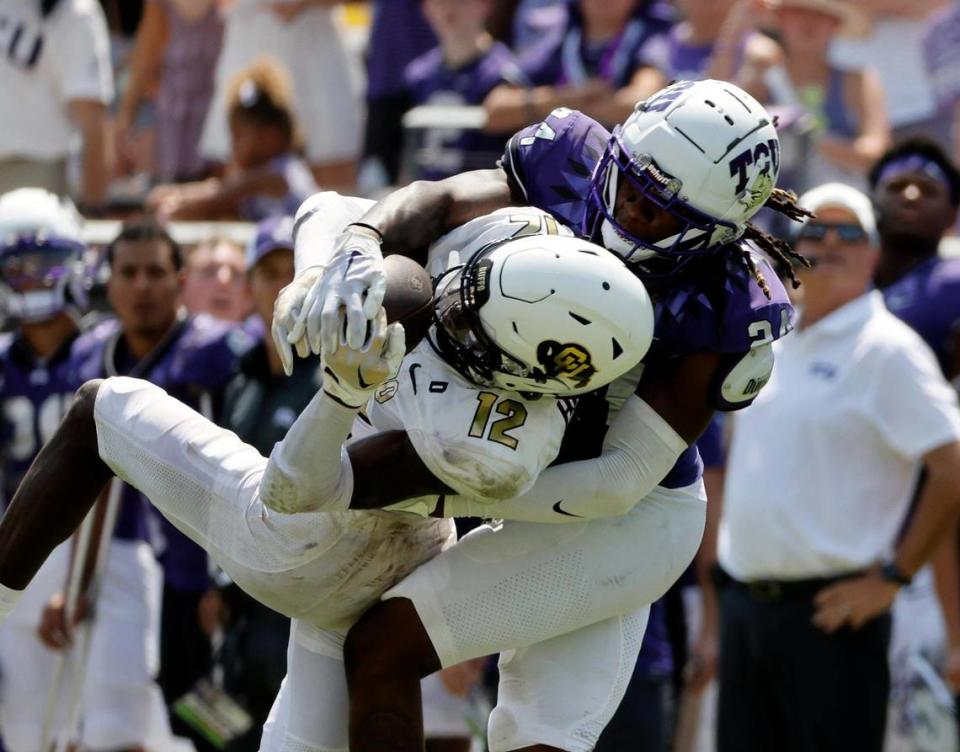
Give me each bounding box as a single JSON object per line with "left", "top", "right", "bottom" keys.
{"left": 0, "top": 0, "right": 113, "bottom": 161}
{"left": 719, "top": 291, "right": 960, "bottom": 581}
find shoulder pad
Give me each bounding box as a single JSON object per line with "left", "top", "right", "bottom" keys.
{"left": 714, "top": 249, "right": 795, "bottom": 353}
{"left": 709, "top": 343, "right": 774, "bottom": 411}
{"left": 500, "top": 109, "right": 608, "bottom": 209}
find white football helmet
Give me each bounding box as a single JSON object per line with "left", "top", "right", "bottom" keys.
{"left": 583, "top": 79, "right": 781, "bottom": 267}
{"left": 432, "top": 233, "right": 654, "bottom": 397}
{"left": 0, "top": 188, "right": 90, "bottom": 322}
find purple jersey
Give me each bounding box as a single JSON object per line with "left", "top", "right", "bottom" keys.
{"left": 924, "top": 5, "right": 960, "bottom": 110}
{"left": 502, "top": 109, "right": 794, "bottom": 487}
{"left": 404, "top": 42, "right": 526, "bottom": 180}
{"left": 881, "top": 257, "right": 960, "bottom": 375}
{"left": 71, "top": 314, "right": 253, "bottom": 589}
{"left": 518, "top": 4, "right": 673, "bottom": 88}
{"left": 639, "top": 25, "right": 714, "bottom": 82}
{"left": 0, "top": 331, "right": 80, "bottom": 505}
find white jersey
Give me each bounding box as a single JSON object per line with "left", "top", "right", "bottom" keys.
{"left": 349, "top": 205, "right": 576, "bottom": 513}
{"left": 0, "top": 0, "right": 113, "bottom": 160}
{"left": 358, "top": 342, "right": 568, "bottom": 515}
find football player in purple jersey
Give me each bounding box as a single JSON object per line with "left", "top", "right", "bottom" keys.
{"left": 0, "top": 188, "right": 92, "bottom": 750}
{"left": 264, "top": 79, "right": 812, "bottom": 751}
{"left": 65, "top": 218, "right": 254, "bottom": 714}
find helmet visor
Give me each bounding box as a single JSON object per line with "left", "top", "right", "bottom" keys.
{"left": 0, "top": 235, "right": 81, "bottom": 292}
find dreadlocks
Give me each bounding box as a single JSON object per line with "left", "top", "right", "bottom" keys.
{"left": 737, "top": 188, "right": 813, "bottom": 299}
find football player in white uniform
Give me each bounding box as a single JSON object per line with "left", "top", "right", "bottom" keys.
{"left": 270, "top": 80, "right": 809, "bottom": 752}
{"left": 0, "top": 200, "right": 654, "bottom": 751}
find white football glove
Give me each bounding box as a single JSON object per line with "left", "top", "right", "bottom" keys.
{"left": 303, "top": 224, "right": 387, "bottom": 356}
{"left": 322, "top": 310, "right": 405, "bottom": 409}
{"left": 271, "top": 265, "right": 325, "bottom": 376}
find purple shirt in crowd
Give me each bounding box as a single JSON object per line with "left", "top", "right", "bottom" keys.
{"left": 924, "top": 4, "right": 960, "bottom": 112}
{"left": 153, "top": 0, "right": 223, "bottom": 180}
{"left": 881, "top": 257, "right": 960, "bottom": 376}
{"left": 366, "top": 0, "right": 436, "bottom": 100}
{"left": 501, "top": 107, "right": 794, "bottom": 488}
{"left": 70, "top": 314, "right": 252, "bottom": 589}
{"left": 518, "top": 2, "right": 673, "bottom": 88}
{"left": 404, "top": 41, "right": 526, "bottom": 180}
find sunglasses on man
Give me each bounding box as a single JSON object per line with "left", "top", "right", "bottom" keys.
{"left": 796, "top": 222, "right": 868, "bottom": 244}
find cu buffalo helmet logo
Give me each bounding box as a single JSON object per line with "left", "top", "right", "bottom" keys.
{"left": 537, "top": 341, "right": 596, "bottom": 388}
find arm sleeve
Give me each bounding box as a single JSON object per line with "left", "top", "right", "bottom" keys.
{"left": 868, "top": 338, "right": 960, "bottom": 460}
{"left": 292, "top": 192, "right": 376, "bottom": 275}
{"left": 260, "top": 390, "right": 357, "bottom": 514}
{"left": 445, "top": 396, "right": 688, "bottom": 522}
{"left": 52, "top": 2, "right": 113, "bottom": 103}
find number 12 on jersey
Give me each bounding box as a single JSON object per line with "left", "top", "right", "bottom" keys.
{"left": 469, "top": 392, "right": 528, "bottom": 450}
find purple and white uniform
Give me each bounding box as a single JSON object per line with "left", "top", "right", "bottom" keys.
{"left": 0, "top": 331, "right": 78, "bottom": 506}
{"left": 404, "top": 41, "right": 526, "bottom": 180}
{"left": 382, "top": 110, "right": 791, "bottom": 752}
{"left": 501, "top": 108, "right": 792, "bottom": 488}
{"left": 881, "top": 257, "right": 960, "bottom": 376}
{"left": 71, "top": 314, "right": 253, "bottom": 589}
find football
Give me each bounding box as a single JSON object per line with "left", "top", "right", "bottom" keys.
{"left": 382, "top": 254, "right": 434, "bottom": 353}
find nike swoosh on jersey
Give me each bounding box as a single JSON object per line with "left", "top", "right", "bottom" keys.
{"left": 552, "top": 500, "right": 582, "bottom": 518}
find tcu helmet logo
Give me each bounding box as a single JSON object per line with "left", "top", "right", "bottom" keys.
{"left": 728, "top": 139, "right": 780, "bottom": 196}
{"left": 537, "top": 341, "right": 596, "bottom": 388}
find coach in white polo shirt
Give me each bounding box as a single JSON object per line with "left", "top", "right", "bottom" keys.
{"left": 715, "top": 182, "right": 960, "bottom": 752}
{"left": 0, "top": 0, "right": 112, "bottom": 206}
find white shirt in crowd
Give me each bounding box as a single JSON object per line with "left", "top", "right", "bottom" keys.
{"left": 831, "top": 17, "right": 937, "bottom": 129}
{"left": 719, "top": 291, "right": 960, "bottom": 582}
{"left": 0, "top": 0, "right": 113, "bottom": 161}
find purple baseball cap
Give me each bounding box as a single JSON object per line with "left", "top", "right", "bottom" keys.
{"left": 246, "top": 215, "right": 295, "bottom": 271}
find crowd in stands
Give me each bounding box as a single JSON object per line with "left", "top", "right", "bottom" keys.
{"left": 1, "top": 0, "right": 960, "bottom": 750}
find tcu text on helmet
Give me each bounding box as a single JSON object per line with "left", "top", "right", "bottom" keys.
{"left": 729, "top": 139, "right": 781, "bottom": 194}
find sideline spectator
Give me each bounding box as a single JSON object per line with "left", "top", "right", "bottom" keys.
{"left": 72, "top": 219, "right": 252, "bottom": 737}
{"left": 484, "top": 0, "right": 672, "bottom": 132}
{"left": 642, "top": 0, "right": 755, "bottom": 82}
{"left": 146, "top": 59, "right": 318, "bottom": 222}
{"left": 0, "top": 190, "right": 87, "bottom": 751}
{"left": 200, "top": 0, "right": 360, "bottom": 191}
{"left": 870, "top": 138, "right": 960, "bottom": 374}
{"left": 924, "top": 2, "right": 960, "bottom": 165}
{"left": 715, "top": 183, "right": 960, "bottom": 752}
{"left": 404, "top": 0, "right": 527, "bottom": 181}
{"left": 215, "top": 216, "right": 313, "bottom": 747}
{"left": 116, "top": 0, "right": 223, "bottom": 182}
{"left": 831, "top": 0, "right": 951, "bottom": 151}
{"left": 360, "top": 0, "right": 436, "bottom": 190}
{"left": 737, "top": 0, "right": 889, "bottom": 191}
{"left": 0, "top": 0, "right": 113, "bottom": 208}
{"left": 181, "top": 237, "right": 252, "bottom": 323}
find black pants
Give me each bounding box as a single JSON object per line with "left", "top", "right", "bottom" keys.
{"left": 158, "top": 585, "right": 213, "bottom": 703}
{"left": 717, "top": 582, "right": 891, "bottom": 752}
